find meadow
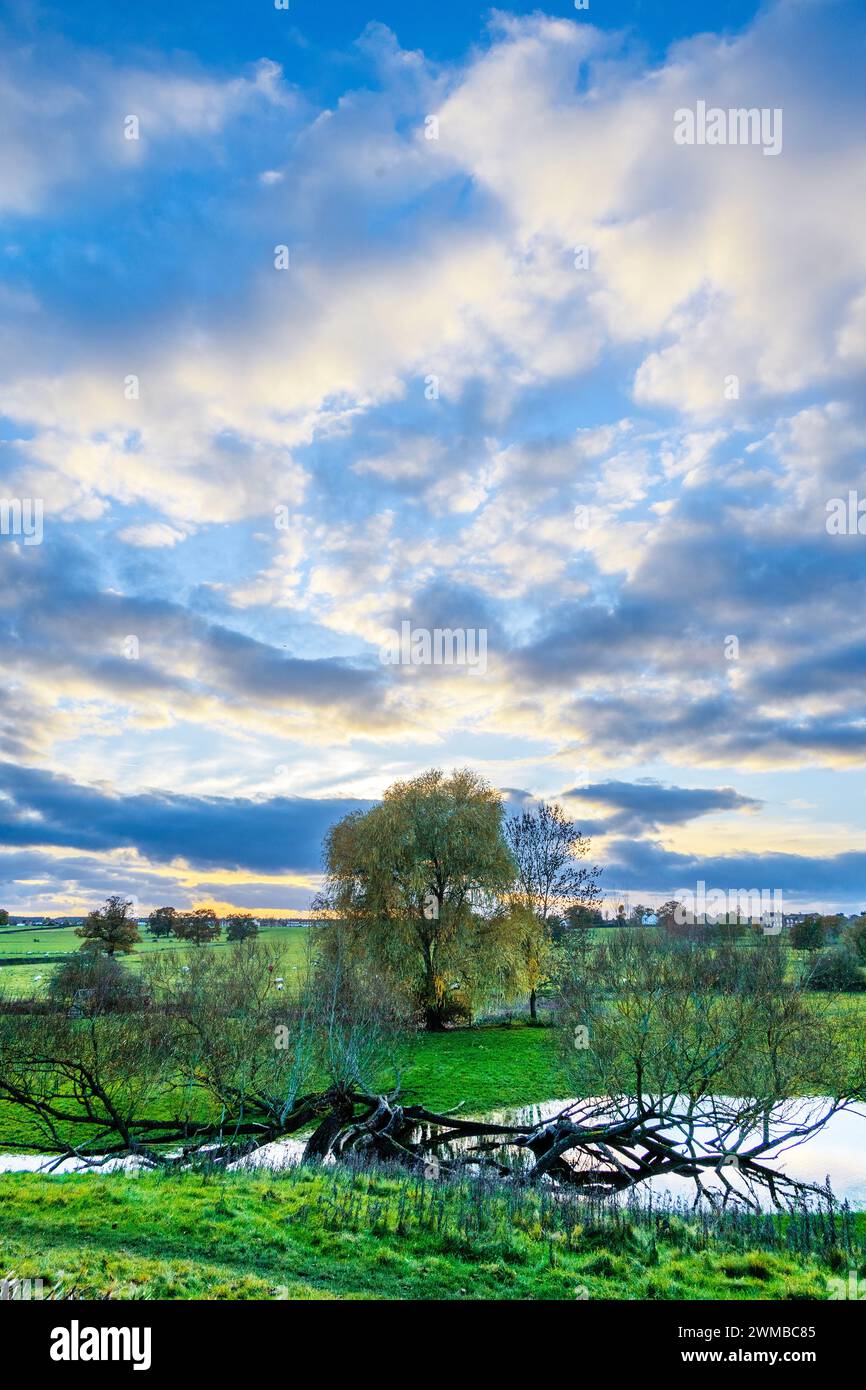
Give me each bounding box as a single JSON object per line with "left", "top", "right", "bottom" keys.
{"left": 0, "top": 919, "right": 311, "bottom": 996}
{"left": 1, "top": 1163, "right": 861, "bottom": 1301}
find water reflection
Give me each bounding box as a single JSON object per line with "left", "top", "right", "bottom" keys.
{"left": 2, "top": 1097, "right": 864, "bottom": 1208}
{"left": 465, "top": 1098, "right": 866, "bottom": 1209}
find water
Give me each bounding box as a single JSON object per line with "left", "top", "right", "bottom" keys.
{"left": 471, "top": 1097, "right": 866, "bottom": 1209}
{"left": 2, "top": 1098, "right": 864, "bottom": 1208}
{"left": 0, "top": 1138, "right": 308, "bottom": 1176}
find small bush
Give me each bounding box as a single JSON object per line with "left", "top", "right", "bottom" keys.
{"left": 48, "top": 954, "right": 148, "bottom": 1014}
{"left": 805, "top": 948, "right": 865, "bottom": 992}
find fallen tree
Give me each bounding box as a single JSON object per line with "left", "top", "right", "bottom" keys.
{"left": 305, "top": 1088, "right": 852, "bottom": 1211}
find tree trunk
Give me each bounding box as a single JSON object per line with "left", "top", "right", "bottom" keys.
{"left": 529, "top": 988, "right": 538, "bottom": 1023}
{"left": 424, "top": 1002, "right": 446, "bottom": 1031}
{"left": 421, "top": 940, "right": 445, "bottom": 1030}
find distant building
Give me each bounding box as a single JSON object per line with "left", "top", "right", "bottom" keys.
{"left": 782, "top": 913, "right": 808, "bottom": 929}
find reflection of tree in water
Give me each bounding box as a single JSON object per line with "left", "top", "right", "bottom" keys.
{"left": 325, "top": 1090, "right": 850, "bottom": 1211}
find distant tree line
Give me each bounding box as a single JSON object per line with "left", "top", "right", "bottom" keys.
{"left": 71, "top": 896, "right": 260, "bottom": 957}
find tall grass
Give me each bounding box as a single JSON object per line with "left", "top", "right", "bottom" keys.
{"left": 156, "top": 1155, "right": 866, "bottom": 1268}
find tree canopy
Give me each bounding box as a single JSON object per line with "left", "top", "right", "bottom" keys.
{"left": 146, "top": 906, "right": 177, "bottom": 938}
{"left": 790, "top": 915, "right": 826, "bottom": 953}
{"left": 504, "top": 802, "right": 600, "bottom": 1020}
{"left": 75, "top": 896, "right": 140, "bottom": 956}
{"left": 318, "top": 768, "right": 518, "bottom": 1029}
{"left": 173, "top": 907, "right": 221, "bottom": 946}
{"left": 225, "top": 912, "right": 259, "bottom": 942}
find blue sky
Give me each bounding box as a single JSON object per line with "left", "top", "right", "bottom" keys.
{"left": 1, "top": 0, "right": 865, "bottom": 916}
{"left": 6, "top": 1, "right": 767, "bottom": 78}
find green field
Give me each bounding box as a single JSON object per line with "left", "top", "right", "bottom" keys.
{"left": 393, "top": 1022, "right": 568, "bottom": 1111}
{"left": 1, "top": 1165, "right": 859, "bottom": 1301}
{"left": 0, "top": 920, "right": 311, "bottom": 996}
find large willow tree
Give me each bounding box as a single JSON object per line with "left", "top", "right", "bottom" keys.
{"left": 317, "top": 768, "right": 518, "bottom": 1029}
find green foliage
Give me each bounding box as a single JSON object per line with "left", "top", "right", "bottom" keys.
{"left": 497, "top": 901, "right": 552, "bottom": 1022}
{"left": 821, "top": 914, "right": 850, "bottom": 943}
{"left": 655, "top": 900, "right": 685, "bottom": 929}
{"left": 806, "top": 948, "right": 865, "bottom": 993}
{"left": 790, "top": 915, "right": 827, "bottom": 953}
{"left": 225, "top": 913, "right": 259, "bottom": 942}
{"left": 503, "top": 802, "right": 600, "bottom": 1018}
{"left": 712, "top": 917, "right": 747, "bottom": 943}
{"left": 845, "top": 916, "right": 866, "bottom": 964}
{"left": 75, "top": 896, "right": 140, "bottom": 956}
{"left": 147, "top": 906, "right": 177, "bottom": 938}
{"left": 625, "top": 903, "right": 654, "bottom": 928}
{"left": 48, "top": 953, "right": 145, "bottom": 1015}
{"left": 173, "top": 907, "right": 221, "bottom": 946}
{"left": 319, "top": 768, "right": 518, "bottom": 1029}
{"left": 561, "top": 903, "right": 603, "bottom": 935}
{"left": 556, "top": 928, "right": 865, "bottom": 1104}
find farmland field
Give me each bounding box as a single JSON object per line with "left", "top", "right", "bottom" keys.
{"left": 0, "top": 921, "right": 312, "bottom": 996}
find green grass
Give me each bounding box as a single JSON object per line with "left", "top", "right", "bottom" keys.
{"left": 0, "top": 1166, "right": 858, "bottom": 1301}
{"left": 0, "top": 1022, "right": 565, "bottom": 1153}
{"left": 0, "top": 921, "right": 311, "bottom": 996}
{"left": 392, "top": 1022, "right": 568, "bottom": 1112}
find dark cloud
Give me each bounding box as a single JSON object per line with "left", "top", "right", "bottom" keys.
{"left": 501, "top": 454, "right": 866, "bottom": 768}
{"left": 603, "top": 837, "right": 866, "bottom": 908}
{"left": 0, "top": 848, "right": 203, "bottom": 913}
{"left": 0, "top": 762, "right": 370, "bottom": 875}
{"left": 563, "top": 779, "right": 760, "bottom": 834}
{"left": 0, "top": 541, "right": 389, "bottom": 751}
{"left": 553, "top": 692, "right": 866, "bottom": 768}
{"left": 748, "top": 638, "right": 866, "bottom": 701}
{"left": 509, "top": 599, "right": 677, "bottom": 686}
{"left": 381, "top": 578, "right": 506, "bottom": 648}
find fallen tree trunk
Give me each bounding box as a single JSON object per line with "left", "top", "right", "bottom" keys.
{"left": 0, "top": 1075, "right": 850, "bottom": 1208}
{"left": 295, "top": 1090, "right": 852, "bottom": 1210}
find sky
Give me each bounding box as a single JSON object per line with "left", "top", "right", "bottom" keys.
{"left": 1, "top": 0, "right": 865, "bottom": 917}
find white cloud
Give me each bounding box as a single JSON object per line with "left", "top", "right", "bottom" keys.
{"left": 3, "top": 1, "right": 866, "bottom": 811}
{"left": 117, "top": 522, "right": 189, "bottom": 548}
{"left": 0, "top": 51, "right": 292, "bottom": 214}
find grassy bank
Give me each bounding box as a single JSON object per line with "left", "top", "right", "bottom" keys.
{"left": 393, "top": 1021, "right": 569, "bottom": 1112}
{"left": 1, "top": 1165, "right": 861, "bottom": 1301}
